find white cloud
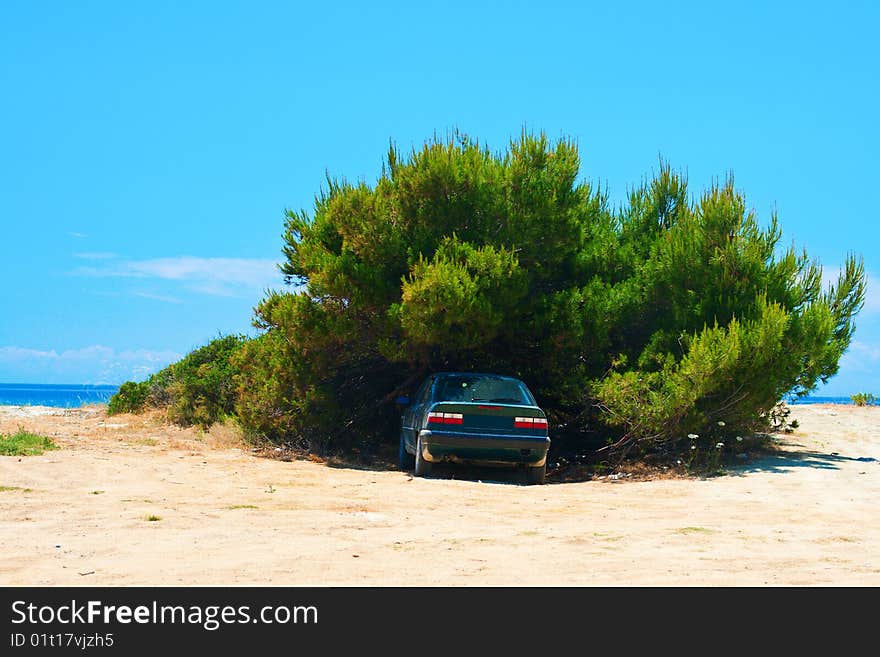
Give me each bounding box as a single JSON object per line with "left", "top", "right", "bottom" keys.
{"left": 134, "top": 291, "right": 183, "bottom": 304}
{"left": 126, "top": 257, "right": 279, "bottom": 287}
{"left": 0, "top": 345, "right": 182, "bottom": 385}
{"left": 0, "top": 346, "right": 60, "bottom": 361}
{"left": 68, "top": 232, "right": 88, "bottom": 239}
{"left": 848, "top": 340, "right": 880, "bottom": 363}
{"left": 74, "top": 256, "right": 282, "bottom": 298}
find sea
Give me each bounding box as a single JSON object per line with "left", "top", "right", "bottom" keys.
{"left": 0, "top": 382, "right": 857, "bottom": 408}
{"left": 789, "top": 396, "right": 856, "bottom": 405}
{"left": 0, "top": 383, "right": 120, "bottom": 408}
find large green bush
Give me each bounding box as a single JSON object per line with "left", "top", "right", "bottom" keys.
{"left": 107, "top": 380, "right": 151, "bottom": 415}
{"left": 109, "top": 334, "right": 246, "bottom": 428}
{"left": 231, "top": 131, "right": 865, "bottom": 455}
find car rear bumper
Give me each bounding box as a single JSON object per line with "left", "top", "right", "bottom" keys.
{"left": 418, "top": 429, "right": 550, "bottom": 466}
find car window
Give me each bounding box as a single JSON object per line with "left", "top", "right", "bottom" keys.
{"left": 435, "top": 376, "right": 533, "bottom": 404}
{"left": 416, "top": 378, "right": 433, "bottom": 404}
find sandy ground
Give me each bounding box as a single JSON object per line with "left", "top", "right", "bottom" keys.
{"left": 1, "top": 403, "right": 878, "bottom": 586}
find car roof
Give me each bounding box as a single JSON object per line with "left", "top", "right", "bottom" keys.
{"left": 431, "top": 372, "right": 524, "bottom": 381}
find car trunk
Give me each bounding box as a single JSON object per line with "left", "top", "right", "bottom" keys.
{"left": 426, "top": 402, "right": 548, "bottom": 436}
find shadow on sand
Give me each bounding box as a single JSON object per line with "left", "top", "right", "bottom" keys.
{"left": 283, "top": 440, "right": 877, "bottom": 484}
{"left": 318, "top": 446, "right": 547, "bottom": 485}
{"left": 410, "top": 462, "right": 543, "bottom": 486}
{"left": 726, "top": 443, "right": 877, "bottom": 476}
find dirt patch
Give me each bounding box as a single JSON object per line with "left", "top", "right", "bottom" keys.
{"left": 1, "top": 403, "right": 878, "bottom": 585}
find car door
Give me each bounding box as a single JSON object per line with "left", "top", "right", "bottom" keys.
{"left": 403, "top": 376, "right": 433, "bottom": 450}
{"left": 401, "top": 381, "right": 419, "bottom": 449}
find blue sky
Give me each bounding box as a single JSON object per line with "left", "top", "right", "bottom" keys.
{"left": 1, "top": 0, "right": 877, "bottom": 395}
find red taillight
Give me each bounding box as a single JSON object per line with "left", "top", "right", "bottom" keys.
{"left": 514, "top": 416, "right": 548, "bottom": 430}
{"left": 428, "top": 412, "right": 463, "bottom": 425}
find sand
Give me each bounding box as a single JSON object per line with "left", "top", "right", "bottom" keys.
{"left": 1, "top": 403, "right": 877, "bottom": 586}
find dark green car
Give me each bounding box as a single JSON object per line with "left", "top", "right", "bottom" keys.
{"left": 397, "top": 372, "right": 550, "bottom": 484}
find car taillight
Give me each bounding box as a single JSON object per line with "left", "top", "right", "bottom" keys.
{"left": 514, "top": 417, "right": 548, "bottom": 429}
{"left": 428, "top": 412, "right": 463, "bottom": 425}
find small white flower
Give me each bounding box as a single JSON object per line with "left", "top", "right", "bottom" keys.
{"left": 688, "top": 433, "right": 698, "bottom": 440}
{"left": 736, "top": 436, "right": 743, "bottom": 442}
{"left": 715, "top": 442, "right": 724, "bottom": 449}
{"left": 676, "top": 459, "right": 682, "bottom": 465}
{"left": 690, "top": 445, "right": 696, "bottom": 450}
{"left": 717, "top": 421, "right": 726, "bottom": 427}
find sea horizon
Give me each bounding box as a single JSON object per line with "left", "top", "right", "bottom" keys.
{"left": 0, "top": 382, "right": 120, "bottom": 408}
{"left": 0, "top": 381, "right": 864, "bottom": 409}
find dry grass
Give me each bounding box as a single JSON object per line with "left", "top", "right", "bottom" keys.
{"left": 0, "top": 406, "right": 248, "bottom": 456}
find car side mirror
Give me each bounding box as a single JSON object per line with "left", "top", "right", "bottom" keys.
{"left": 395, "top": 395, "right": 410, "bottom": 407}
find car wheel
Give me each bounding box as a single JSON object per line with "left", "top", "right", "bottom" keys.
{"left": 414, "top": 435, "right": 432, "bottom": 477}
{"left": 398, "top": 432, "right": 414, "bottom": 471}
{"left": 527, "top": 462, "right": 546, "bottom": 485}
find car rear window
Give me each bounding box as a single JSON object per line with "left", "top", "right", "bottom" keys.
{"left": 435, "top": 375, "right": 534, "bottom": 405}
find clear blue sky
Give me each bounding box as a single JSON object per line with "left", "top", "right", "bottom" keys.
{"left": 1, "top": 0, "right": 877, "bottom": 395}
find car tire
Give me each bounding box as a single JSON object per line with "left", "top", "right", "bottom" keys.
{"left": 414, "top": 435, "right": 432, "bottom": 477}
{"left": 398, "top": 432, "right": 414, "bottom": 471}
{"left": 527, "top": 462, "right": 546, "bottom": 485}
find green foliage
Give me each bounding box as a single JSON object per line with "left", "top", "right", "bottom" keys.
{"left": 0, "top": 430, "right": 59, "bottom": 456}
{"left": 108, "top": 334, "right": 247, "bottom": 428}
{"left": 107, "top": 380, "right": 151, "bottom": 415}
{"left": 136, "top": 130, "right": 867, "bottom": 461}
{"left": 161, "top": 334, "right": 247, "bottom": 427}
{"left": 851, "top": 392, "right": 877, "bottom": 406}
{"left": 232, "top": 329, "right": 339, "bottom": 450}
{"left": 248, "top": 131, "right": 866, "bottom": 456}
{"left": 392, "top": 236, "right": 528, "bottom": 353}
{"left": 588, "top": 168, "right": 864, "bottom": 452}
